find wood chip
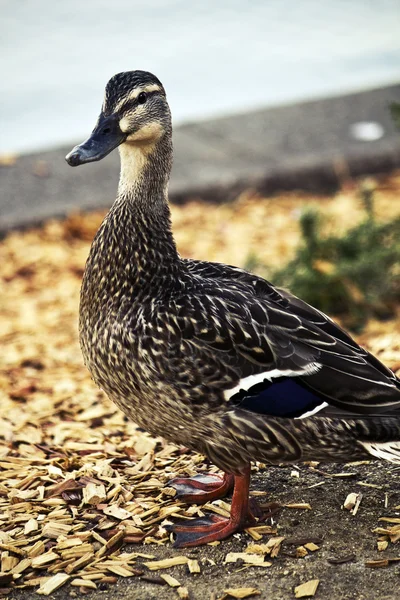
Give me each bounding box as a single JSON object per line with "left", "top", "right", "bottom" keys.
{"left": 284, "top": 537, "right": 323, "bottom": 546}
{"left": 377, "top": 540, "right": 388, "bottom": 551}
{"left": 106, "top": 564, "right": 137, "bottom": 577}
{"left": 37, "top": 572, "right": 70, "bottom": 595}
{"left": 144, "top": 556, "right": 189, "bottom": 570}
{"left": 296, "top": 546, "right": 308, "bottom": 558}
{"left": 222, "top": 588, "right": 261, "bottom": 599}
{"left": 0, "top": 543, "right": 26, "bottom": 557}
{"left": 65, "top": 552, "right": 95, "bottom": 574}
{"left": 56, "top": 537, "right": 83, "bottom": 550}
{"left": 225, "top": 553, "right": 271, "bottom": 567}
{"left": 24, "top": 519, "right": 39, "bottom": 535}
{"left": 177, "top": 586, "right": 190, "bottom": 600}
{"left": 1, "top": 555, "right": 18, "bottom": 571}
{"left": 379, "top": 517, "right": 400, "bottom": 524}
{"left": 245, "top": 544, "right": 269, "bottom": 556}
{"left": 82, "top": 483, "right": 107, "bottom": 505}
{"left": 98, "top": 575, "right": 118, "bottom": 584}
{"left": 357, "top": 482, "right": 382, "bottom": 489}
{"left": 105, "top": 529, "right": 125, "bottom": 549}
{"left": 245, "top": 537, "right": 285, "bottom": 559}
{"left": 60, "top": 543, "right": 93, "bottom": 560}
{"left": 343, "top": 492, "right": 363, "bottom": 514}
{"left": 284, "top": 503, "right": 312, "bottom": 510}
{"left": 245, "top": 525, "right": 276, "bottom": 540}
{"left": 103, "top": 505, "right": 132, "bottom": 520}
{"left": 365, "top": 559, "right": 389, "bottom": 568}
{"left": 185, "top": 559, "right": 200, "bottom": 574}
{"left": 160, "top": 573, "right": 181, "bottom": 587}
{"left": 294, "top": 579, "right": 320, "bottom": 598}
{"left": 141, "top": 575, "right": 167, "bottom": 586}
{"left": 352, "top": 492, "right": 363, "bottom": 515}
{"left": 11, "top": 558, "right": 32, "bottom": 574}
{"left": 304, "top": 543, "right": 319, "bottom": 552}
{"left": 42, "top": 521, "right": 72, "bottom": 539}
{"left": 71, "top": 578, "right": 97, "bottom": 589}
{"left": 27, "top": 540, "right": 45, "bottom": 558}
{"left": 32, "top": 551, "right": 60, "bottom": 568}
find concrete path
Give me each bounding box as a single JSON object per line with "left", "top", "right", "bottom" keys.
{"left": 1, "top": 84, "right": 400, "bottom": 233}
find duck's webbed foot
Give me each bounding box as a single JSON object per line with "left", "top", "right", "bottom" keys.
{"left": 167, "top": 512, "right": 252, "bottom": 547}
{"left": 168, "top": 472, "right": 234, "bottom": 503}
{"left": 167, "top": 465, "right": 259, "bottom": 548}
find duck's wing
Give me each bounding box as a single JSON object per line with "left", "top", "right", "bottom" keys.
{"left": 184, "top": 259, "right": 286, "bottom": 305}
{"left": 176, "top": 265, "right": 400, "bottom": 418}
{"left": 184, "top": 258, "right": 382, "bottom": 361}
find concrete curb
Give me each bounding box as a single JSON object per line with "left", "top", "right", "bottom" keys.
{"left": 1, "top": 84, "right": 399, "bottom": 233}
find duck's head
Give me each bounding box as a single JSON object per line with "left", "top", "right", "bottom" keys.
{"left": 66, "top": 71, "right": 171, "bottom": 167}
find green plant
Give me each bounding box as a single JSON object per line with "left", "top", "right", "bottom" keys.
{"left": 390, "top": 102, "right": 400, "bottom": 130}
{"left": 245, "top": 187, "right": 400, "bottom": 331}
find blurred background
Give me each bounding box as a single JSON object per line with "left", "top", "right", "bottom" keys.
{"left": 2, "top": 0, "right": 400, "bottom": 153}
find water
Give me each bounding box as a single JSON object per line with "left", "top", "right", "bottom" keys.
{"left": 1, "top": 0, "right": 400, "bottom": 154}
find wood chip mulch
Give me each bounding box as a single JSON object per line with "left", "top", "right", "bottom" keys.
{"left": 1, "top": 178, "right": 400, "bottom": 596}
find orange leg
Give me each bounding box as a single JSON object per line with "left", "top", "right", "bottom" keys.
{"left": 167, "top": 465, "right": 256, "bottom": 547}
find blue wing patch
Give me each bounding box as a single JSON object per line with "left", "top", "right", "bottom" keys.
{"left": 231, "top": 377, "right": 326, "bottom": 418}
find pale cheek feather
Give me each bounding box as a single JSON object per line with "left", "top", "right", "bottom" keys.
{"left": 119, "top": 116, "right": 131, "bottom": 133}
{"left": 126, "top": 121, "right": 164, "bottom": 143}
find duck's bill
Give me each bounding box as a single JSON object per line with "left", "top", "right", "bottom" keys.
{"left": 65, "top": 116, "right": 126, "bottom": 166}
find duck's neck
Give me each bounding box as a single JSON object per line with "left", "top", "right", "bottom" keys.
{"left": 84, "top": 133, "right": 180, "bottom": 301}
{"left": 118, "top": 132, "right": 172, "bottom": 207}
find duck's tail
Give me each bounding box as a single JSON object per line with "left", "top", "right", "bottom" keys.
{"left": 221, "top": 410, "right": 400, "bottom": 467}
{"left": 299, "top": 414, "right": 400, "bottom": 464}
{"left": 352, "top": 416, "right": 400, "bottom": 464}
{"left": 360, "top": 440, "right": 400, "bottom": 463}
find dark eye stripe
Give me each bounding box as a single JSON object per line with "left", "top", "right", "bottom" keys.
{"left": 118, "top": 91, "right": 158, "bottom": 114}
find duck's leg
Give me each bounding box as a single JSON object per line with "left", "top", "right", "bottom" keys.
{"left": 168, "top": 465, "right": 255, "bottom": 547}
{"left": 168, "top": 472, "right": 234, "bottom": 503}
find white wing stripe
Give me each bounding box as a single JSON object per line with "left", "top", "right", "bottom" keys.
{"left": 224, "top": 362, "right": 322, "bottom": 401}
{"left": 295, "top": 402, "right": 328, "bottom": 419}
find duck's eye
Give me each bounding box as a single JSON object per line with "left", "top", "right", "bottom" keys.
{"left": 138, "top": 92, "right": 147, "bottom": 104}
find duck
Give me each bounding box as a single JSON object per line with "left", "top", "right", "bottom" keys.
{"left": 66, "top": 70, "right": 400, "bottom": 548}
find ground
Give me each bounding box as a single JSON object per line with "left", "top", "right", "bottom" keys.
{"left": 7, "top": 464, "right": 400, "bottom": 600}
{"left": 1, "top": 176, "right": 400, "bottom": 599}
